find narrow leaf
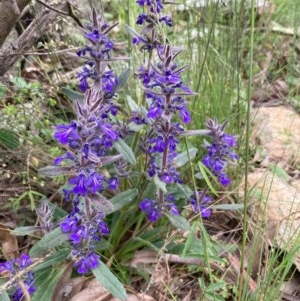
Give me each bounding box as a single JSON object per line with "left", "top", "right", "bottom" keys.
{"left": 174, "top": 147, "right": 198, "bottom": 167}
{"left": 154, "top": 175, "right": 167, "bottom": 193}
{"left": 0, "top": 128, "right": 20, "bottom": 149}
{"left": 211, "top": 204, "right": 244, "bottom": 211}
{"left": 165, "top": 213, "right": 190, "bottom": 231}
{"left": 269, "top": 163, "right": 290, "bottom": 182}
{"left": 126, "top": 95, "right": 139, "bottom": 112}
{"left": 89, "top": 194, "right": 114, "bottom": 212}
{"left": 12, "top": 226, "right": 41, "bottom": 236}
{"left": 198, "top": 162, "right": 219, "bottom": 196}
{"left": 29, "top": 227, "right": 69, "bottom": 257}
{"left": 114, "top": 139, "right": 136, "bottom": 164}
{"left": 180, "top": 129, "right": 211, "bottom": 137}
{"left": 32, "top": 249, "right": 70, "bottom": 273}
{"left": 32, "top": 264, "right": 72, "bottom": 301}
{"left": 38, "top": 166, "right": 71, "bottom": 177}
{"left": 109, "top": 189, "right": 138, "bottom": 212}
{"left": 125, "top": 24, "right": 141, "bottom": 38}
{"left": 61, "top": 87, "right": 84, "bottom": 102}
{"left": 114, "top": 68, "right": 131, "bottom": 92}
{"left": 92, "top": 261, "right": 127, "bottom": 301}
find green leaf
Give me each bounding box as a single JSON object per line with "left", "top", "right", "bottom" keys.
{"left": 89, "top": 194, "right": 114, "bottom": 212}
{"left": 30, "top": 227, "right": 69, "bottom": 256}
{"left": 12, "top": 226, "right": 41, "bottom": 236}
{"left": 32, "top": 264, "right": 71, "bottom": 301}
{"left": 32, "top": 249, "right": 70, "bottom": 272}
{"left": 211, "top": 204, "right": 244, "bottom": 210}
{"left": 198, "top": 161, "right": 219, "bottom": 196}
{"left": 0, "top": 278, "right": 10, "bottom": 301}
{"left": 165, "top": 213, "right": 190, "bottom": 231}
{"left": 126, "top": 95, "right": 139, "bottom": 112}
{"left": 154, "top": 174, "right": 167, "bottom": 193}
{"left": 174, "top": 147, "right": 198, "bottom": 167}
{"left": 269, "top": 163, "right": 290, "bottom": 182}
{"left": 114, "top": 139, "right": 136, "bottom": 164}
{"left": 38, "top": 166, "right": 71, "bottom": 177}
{"left": 182, "top": 221, "right": 198, "bottom": 257}
{"left": 0, "top": 84, "right": 6, "bottom": 98}
{"left": 0, "top": 128, "right": 20, "bottom": 149}
{"left": 109, "top": 189, "right": 138, "bottom": 212}
{"left": 61, "top": 87, "right": 84, "bottom": 102}
{"left": 92, "top": 261, "right": 127, "bottom": 301}
{"left": 115, "top": 68, "right": 131, "bottom": 92}
{"left": 0, "top": 291, "right": 10, "bottom": 301}
{"left": 125, "top": 24, "right": 141, "bottom": 39}
{"left": 11, "top": 77, "right": 28, "bottom": 89}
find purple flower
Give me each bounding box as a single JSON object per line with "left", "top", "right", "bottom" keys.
{"left": 95, "top": 216, "right": 110, "bottom": 236}
{"left": 140, "top": 198, "right": 161, "bottom": 222}
{"left": 75, "top": 14, "right": 118, "bottom": 91}
{"left": 74, "top": 252, "right": 100, "bottom": 274}
{"left": 136, "top": 0, "right": 164, "bottom": 12}
{"left": 100, "top": 123, "right": 119, "bottom": 141}
{"left": 54, "top": 152, "right": 76, "bottom": 165}
{"left": 101, "top": 70, "right": 118, "bottom": 93}
{"left": 107, "top": 177, "right": 119, "bottom": 190}
{"left": 54, "top": 121, "right": 79, "bottom": 145}
{"left": 160, "top": 166, "right": 182, "bottom": 184}
{"left": 202, "top": 119, "right": 238, "bottom": 186}
{"left": 136, "top": 13, "right": 149, "bottom": 25}
{"left": 87, "top": 170, "right": 105, "bottom": 194}
{"left": 179, "top": 107, "right": 191, "bottom": 124}
{"left": 85, "top": 29, "right": 101, "bottom": 42}
{"left": 159, "top": 16, "right": 172, "bottom": 26}
{"left": 0, "top": 254, "right": 35, "bottom": 301}
{"left": 69, "top": 225, "right": 88, "bottom": 244}
{"left": 165, "top": 194, "right": 179, "bottom": 215}
{"left": 190, "top": 191, "right": 212, "bottom": 218}
{"left": 149, "top": 135, "right": 166, "bottom": 153}
{"left": 60, "top": 216, "right": 79, "bottom": 233}
{"left": 69, "top": 171, "right": 89, "bottom": 195}
{"left": 140, "top": 194, "right": 179, "bottom": 222}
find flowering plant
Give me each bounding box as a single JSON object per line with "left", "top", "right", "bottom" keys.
{"left": 0, "top": 2, "right": 238, "bottom": 300}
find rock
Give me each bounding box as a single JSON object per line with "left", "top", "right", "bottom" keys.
{"left": 243, "top": 169, "right": 300, "bottom": 270}
{"left": 252, "top": 106, "right": 300, "bottom": 165}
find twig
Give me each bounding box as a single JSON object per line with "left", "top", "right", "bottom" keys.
{"left": 35, "top": 0, "right": 83, "bottom": 28}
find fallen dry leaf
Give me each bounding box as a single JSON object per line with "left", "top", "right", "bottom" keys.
{"left": 0, "top": 223, "right": 19, "bottom": 259}
{"left": 61, "top": 277, "right": 89, "bottom": 301}
{"left": 52, "top": 262, "right": 73, "bottom": 301}
{"left": 69, "top": 279, "right": 110, "bottom": 301}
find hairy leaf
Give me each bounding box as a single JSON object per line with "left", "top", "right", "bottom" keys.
{"left": 92, "top": 261, "right": 127, "bottom": 301}
{"left": 12, "top": 226, "right": 41, "bottom": 236}
{"left": 89, "top": 194, "right": 114, "bottom": 212}
{"left": 165, "top": 213, "right": 190, "bottom": 231}
{"left": 114, "top": 68, "right": 131, "bottom": 92}
{"left": 29, "top": 227, "right": 69, "bottom": 257}
{"left": 38, "top": 166, "right": 72, "bottom": 177}
{"left": 114, "top": 139, "right": 136, "bottom": 164}
{"left": 32, "top": 249, "right": 70, "bottom": 273}
{"left": 61, "top": 87, "right": 84, "bottom": 102}
{"left": 154, "top": 175, "right": 167, "bottom": 193}
{"left": 211, "top": 204, "right": 244, "bottom": 210}
{"left": 174, "top": 147, "right": 198, "bottom": 167}
{"left": 109, "top": 189, "right": 138, "bottom": 212}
